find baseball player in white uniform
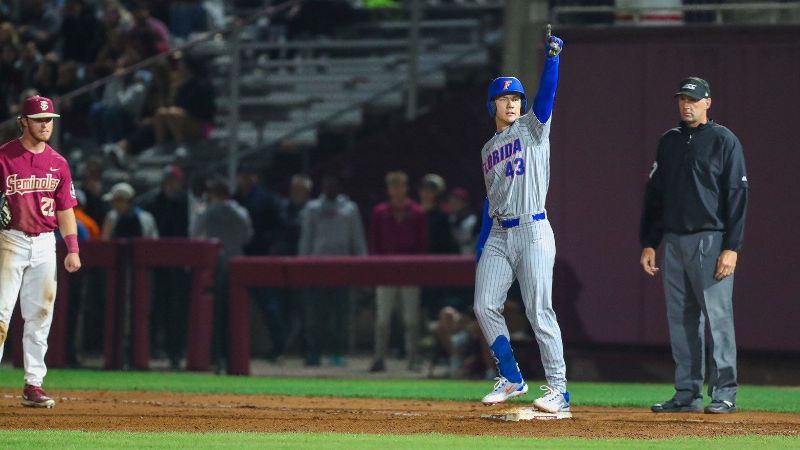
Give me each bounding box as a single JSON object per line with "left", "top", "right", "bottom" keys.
{"left": 0, "top": 95, "right": 81, "bottom": 408}
{"left": 474, "top": 27, "right": 569, "bottom": 414}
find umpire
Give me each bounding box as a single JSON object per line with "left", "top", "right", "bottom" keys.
{"left": 640, "top": 77, "right": 748, "bottom": 414}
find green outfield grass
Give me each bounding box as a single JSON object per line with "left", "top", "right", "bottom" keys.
{"left": 0, "top": 431, "right": 798, "bottom": 449}
{"left": 0, "top": 368, "right": 798, "bottom": 413}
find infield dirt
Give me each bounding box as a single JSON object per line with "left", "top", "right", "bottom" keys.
{"left": 1, "top": 390, "right": 798, "bottom": 439}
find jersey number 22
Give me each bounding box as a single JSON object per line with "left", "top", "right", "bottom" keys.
{"left": 40, "top": 197, "right": 55, "bottom": 217}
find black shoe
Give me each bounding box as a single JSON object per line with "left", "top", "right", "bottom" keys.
{"left": 704, "top": 400, "right": 736, "bottom": 414}
{"left": 651, "top": 397, "right": 703, "bottom": 413}
{"left": 369, "top": 359, "right": 386, "bottom": 373}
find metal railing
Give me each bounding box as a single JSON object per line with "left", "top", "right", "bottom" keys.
{"left": 5, "top": 0, "right": 491, "bottom": 186}
{"left": 552, "top": 2, "right": 800, "bottom": 25}
{"left": 203, "top": 40, "right": 489, "bottom": 174}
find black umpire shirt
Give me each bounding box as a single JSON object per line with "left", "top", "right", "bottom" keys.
{"left": 640, "top": 120, "right": 749, "bottom": 251}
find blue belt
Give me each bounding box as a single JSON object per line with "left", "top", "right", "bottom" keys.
{"left": 498, "top": 212, "right": 546, "bottom": 229}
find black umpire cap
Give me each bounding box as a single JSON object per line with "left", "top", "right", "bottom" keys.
{"left": 674, "top": 77, "right": 711, "bottom": 100}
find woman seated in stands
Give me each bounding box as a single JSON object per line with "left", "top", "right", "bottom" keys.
{"left": 152, "top": 52, "right": 216, "bottom": 156}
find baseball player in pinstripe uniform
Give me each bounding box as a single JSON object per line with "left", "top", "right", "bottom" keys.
{"left": 473, "top": 27, "right": 569, "bottom": 414}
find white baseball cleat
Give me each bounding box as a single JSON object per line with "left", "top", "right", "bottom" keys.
{"left": 533, "top": 385, "right": 570, "bottom": 413}
{"left": 481, "top": 377, "right": 528, "bottom": 405}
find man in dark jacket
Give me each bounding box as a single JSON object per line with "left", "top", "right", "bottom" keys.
{"left": 640, "top": 77, "right": 748, "bottom": 415}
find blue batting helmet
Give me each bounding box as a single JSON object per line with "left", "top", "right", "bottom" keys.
{"left": 486, "top": 77, "right": 528, "bottom": 118}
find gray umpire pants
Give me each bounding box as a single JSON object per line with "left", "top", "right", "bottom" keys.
{"left": 663, "top": 231, "right": 738, "bottom": 403}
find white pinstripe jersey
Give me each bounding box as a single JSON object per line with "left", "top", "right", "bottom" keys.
{"left": 480, "top": 112, "right": 551, "bottom": 220}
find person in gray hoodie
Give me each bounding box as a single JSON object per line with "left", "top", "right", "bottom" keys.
{"left": 298, "top": 175, "right": 367, "bottom": 366}
{"left": 191, "top": 175, "right": 252, "bottom": 372}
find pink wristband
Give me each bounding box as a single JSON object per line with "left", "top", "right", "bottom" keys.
{"left": 64, "top": 234, "right": 79, "bottom": 254}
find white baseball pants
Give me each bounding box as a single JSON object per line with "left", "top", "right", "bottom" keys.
{"left": 0, "top": 229, "right": 57, "bottom": 387}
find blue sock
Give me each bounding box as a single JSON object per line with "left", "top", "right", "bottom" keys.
{"left": 489, "top": 336, "right": 523, "bottom": 383}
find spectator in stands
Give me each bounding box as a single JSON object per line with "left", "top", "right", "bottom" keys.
{"left": 270, "top": 174, "right": 313, "bottom": 355}
{"left": 128, "top": 0, "right": 170, "bottom": 56}
{"left": 138, "top": 164, "right": 189, "bottom": 238}
{"left": 80, "top": 156, "right": 108, "bottom": 226}
{"left": 169, "top": 0, "right": 209, "bottom": 41}
{"left": 430, "top": 284, "right": 532, "bottom": 380}
{"left": 298, "top": 175, "right": 367, "bottom": 367}
{"left": 271, "top": 174, "right": 313, "bottom": 256}
{"left": 101, "top": 182, "right": 159, "bottom": 239}
{"left": 448, "top": 187, "right": 478, "bottom": 255}
{"left": 192, "top": 175, "right": 253, "bottom": 373}
{"left": 73, "top": 189, "right": 101, "bottom": 240}
{"left": 91, "top": 68, "right": 150, "bottom": 150}
{"left": 0, "top": 22, "right": 18, "bottom": 51}
{"left": 234, "top": 167, "right": 285, "bottom": 256}
{"left": 187, "top": 172, "right": 209, "bottom": 238}
{"left": 93, "top": 60, "right": 165, "bottom": 162}
{"left": 418, "top": 173, "right": 458, "bottom": 254}
{"left": 368, "top": 171, "right": 428, "bottom": 372}
{"left": 32, "top": 52, "right": 59, "bottom": 97}
{"left": 60, "top": 0, "right": 104, "bottom": 64}
{"left": 418, "top": 173, "right": 459, "bottom": 319}
{"left": 0, "top": 20, "right": 19, "bottom": 46}
{"left": 138, "top": 164, "right": 192, "bottom": 370}
{"left": 439, "top": 186, "right": 479, "bottom": 314}
{"left": 16, "top": 42, "right": 43, "bottom": 91}
{"left": 100, "top": 0, "right": 135, "bottom": 34}
{"left": 0, "top": 27, "right": 22, "bottom": 121}
{"left": 0, "top": 89, "right": 38, "bottom": 143}
{"left": 234, "top": 166, "right": 289, "bottom": 361}
{"left": 55, "top": 60, "right": 93, "bottom": 140}
{"left": 428, "top": 305, "right": 473, "bottom": 378}
{"left": 93, "top": 29, "right": 137, "bottom": 79}
{"left": 152, "top": 52, "right": 215, "bottom": 156}
{"left": 17, "top": 0, "right": 61, "bottom": 53}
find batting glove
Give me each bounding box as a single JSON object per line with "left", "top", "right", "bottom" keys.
{"left": 547, "top": 36, "right": 563, "bottom": 58}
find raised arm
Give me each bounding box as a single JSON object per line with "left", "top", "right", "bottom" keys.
{"left": 532, "top": 27, "right": 563, "bottom": 124}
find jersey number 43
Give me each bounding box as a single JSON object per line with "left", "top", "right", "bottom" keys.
{"left": 504, "top": 158, "right": 526, "bottom": 178}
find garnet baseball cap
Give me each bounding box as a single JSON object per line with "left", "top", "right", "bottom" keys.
{"left": 674, "top": 77, "right": 711, "bottom": 100}
{"left": 450, "top": 187, "right": 470, "bottom": 203}
{"left": 21, "top": 95, "right": 60, "bottom": 119}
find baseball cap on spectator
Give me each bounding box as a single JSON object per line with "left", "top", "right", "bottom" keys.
{"left": 134, "top": 69, "right": 152, "bottom": 84}
{"left": 22, "top": 95, "right": 60, "bottom": 118}
{"left": 420, "top": 173, "right": 446, "bottom": 195}
{"left": 103, "top": 182, "right": 135, "bottom": 201}
{"left": 674, "top": 77, "right": 711, "bottom": 100}
{"left": 74, "top": 188, "right": 87, "bottom": 206}
{"left": 163, "top": 164, "right": 185, "bottom": 181}
{"left": 450, "top": 187, "right": 470, "bottom": 203}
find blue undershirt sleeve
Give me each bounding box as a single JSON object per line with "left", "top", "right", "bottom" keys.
{"left": 532, "top": 55, "right": 559, "bottom": 124}
{"left": 475, "top": 198, "right": 491, "bottom": 262}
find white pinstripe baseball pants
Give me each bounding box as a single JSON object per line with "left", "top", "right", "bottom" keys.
{"left": 474, "top": 219, "right": 567, "bottom": 391}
